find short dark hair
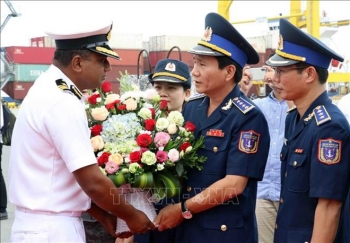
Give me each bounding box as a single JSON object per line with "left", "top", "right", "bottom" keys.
{"left": 53, "top": 49, "right": 92, "bottom": 67}
{"left": 295, "top": 62, "right": 328, "bottom": 84}
{"left": 215, "top": 56, "right": 243, "bottom": 83}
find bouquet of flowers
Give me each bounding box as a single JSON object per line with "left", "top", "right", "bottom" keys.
{"left": 85, "top": 81, "right": 207, "bottom": 233}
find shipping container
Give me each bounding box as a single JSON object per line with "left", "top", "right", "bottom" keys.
{"left": 9, "top": 64, "right": 50, "bottom": 82}
{"left": 5, "top": 46, "right": 55, "bottom": 64}
{"left": 2, "top": 81, "right": 34, "bottom": 101}
{"left": 34, "top": 36, "right": 56, "bottom": 48}
{"left": 109, "top": 33, "right": 143, "bottom": 49}
{"left": 148, "top": 51, "right": 194, "bottom": 69}
{"left": 149, "top": 35, "right": 199, "bottom": 52}
{"left": 107, "top": 49, "right": 145, "bottom": 66}
{"left": 246, "top": 36, "right": 266, "bottom": 53}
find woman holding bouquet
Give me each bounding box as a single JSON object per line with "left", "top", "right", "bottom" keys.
{"left": 130, "top": 58, "right": 192, "bottom": 243}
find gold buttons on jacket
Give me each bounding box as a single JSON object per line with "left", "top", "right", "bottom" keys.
{"left": 285, "top": 172, "right": 287, "bottom": 177}
{"left": 187, "top": 186, "right": 192, "bottom": 192}
{"left": 293, "top": 161, "right": 297, "bottom": 167}
{"left": 280, "top": 198, "right": 284, "bottom": 204}
{"left": 275, "top": 224, "right": 278, "bottom": 229}
{"left": 221, "top": 225, "right": 227, "bottom": 231}
{"left": 213, "top": 147, "right": 218, "bottom": 153}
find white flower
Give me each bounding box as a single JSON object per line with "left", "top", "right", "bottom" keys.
{"left": 109, "top": 153, "right": 124, "bottom": 165}
{"left": 141, "top": 151, "right": 157, "bottom": 165}
{"left": 91, "top": 135, "right": 104, "bottom": 151}
{"left": 156, "top": 117, "right": 170, "bottom": 131}
{"left": 138, "top": 107, "right": 152, "bottom": 119}
{"left": 129, "top": 163, "right": 141, "bottom": 173}
{"left": 105, "top": 93, "right": 120, "bottom": 105}
{"left": 91, "top": 106, "right": 109, "bottom": 121}
{"left": 157, "top": 164, "right": 165, "bottom": 171}
{"left": 167, "top": 111, "right": 184, "bottom": 126}
{"left": 167, "top": 123, "right": 178, "bottom": 134}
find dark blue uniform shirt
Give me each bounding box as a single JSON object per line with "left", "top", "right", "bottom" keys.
{"left": 274, "top": 91, "right": 350, "bottom": 243}
{"left": 176, "top": 85, "right": 270, "bottom": 243}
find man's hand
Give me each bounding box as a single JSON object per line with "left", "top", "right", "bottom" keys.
{"left": 154, "top": 203, "right": 184, "bottom": 231}
{"left": 239, "top": 66, "right": 253, "bottom": 96}
{"left": 125, "top": 209, "right": 155, "bottom": 235}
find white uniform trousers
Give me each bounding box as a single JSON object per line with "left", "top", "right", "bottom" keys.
{"left": 11, "top": 208, "right": 86, "bottom": 243}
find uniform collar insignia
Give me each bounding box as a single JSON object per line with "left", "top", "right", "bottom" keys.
{"left": 55, "top": 79, "right": 83, "bottom": 100}
{"left": 201, "top": 26, "right": 212, "bottom": 42}
{"left": 222, "top": 99, "right": 233, "bottom": 110}
{"left": 165, "top": 62, "right": 176, "bottom": 72}
{"left": 287, "top": 105, "right": 297, "bottom": 113}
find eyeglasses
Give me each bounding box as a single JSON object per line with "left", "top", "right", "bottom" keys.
{"left": 273, "top": 67, "right": 308, "bottom": 77}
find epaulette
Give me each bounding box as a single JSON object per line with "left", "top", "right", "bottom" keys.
{"left": 313, "top": 105, "right": 331, "bottom": 126}
{"left": 230, "top": 97, "right": 255, "bottom": 114}
{"left": 188, "top": 93, "right": 206, "bottom": 102}
{"left": 55, "top": 79, "right": 83, "bottom": 100}
{"left": 287, "top": 105, "right": 297, "bottom": 113}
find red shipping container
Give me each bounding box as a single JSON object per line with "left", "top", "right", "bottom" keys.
{"left": 107, "top": 49, "right": 144, "bottom": 66}
{"left": 149, "top": 51, "right": 194, "bottom": 70}
{"left": 2, "top": 81, "right": 35, "bottom": 101}
{"left": 5, "top": 46, "right": 56, "bottom": 64}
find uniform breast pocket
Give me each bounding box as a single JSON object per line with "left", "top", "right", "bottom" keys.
{"left": 202, "top": 137, "right": 229, "bottom": 175}
{"left": 287, "top": 154, "right": 309, "bottom": 193}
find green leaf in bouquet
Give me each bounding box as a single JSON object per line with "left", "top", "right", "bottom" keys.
{"left": 175, "top": 163, "right": 185, "bottom": 177}
{"left": 132, "top": 171, "right": 154, "bottom": 189}
{"left": 153, "top": 171, "right": 181, "bottom": 199}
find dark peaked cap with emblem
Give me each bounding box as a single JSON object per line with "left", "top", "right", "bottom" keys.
{"left": 45, "top": 22, "right": 120, "bottom": 60}
{"left": 189, "top": 12, "right": 259, "bottom": 68}
{"left": 148, "top": 59, "right": 192, "bottom": 89}
{"left": 266, "top": 19, "right": 344, "bottom": 69}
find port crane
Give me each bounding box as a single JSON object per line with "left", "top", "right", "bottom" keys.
{"left": 218, "top": 1, "right": 350, "bottom": 84}
{"left": 1, "top": 0, "right": 20, "bottom": 90}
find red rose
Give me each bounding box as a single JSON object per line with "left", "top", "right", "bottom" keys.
{"left": 87, "top": 93, "right": 101, "bottom": 105}
{"left": 90, "top": 124, "right": 103, "bottom": 136}
{"left": 136, "top": 133, "right": 152, "bottom": 147}
{"left": 105, "top": 103, "right": 115, "bottom": 110}
{"left": 160, "top": 100, "right": 168, "bottom": 111}
{"left": 129, "top": 151, "right": 141, "bottom": 162}
{"left": 184, "top": 121, "right": 196, "bottom": 133}
{"left": 144, "top": 119, "right": 156, "bottom": 131}
{"left": 97, "top": 152, "right": 111, "bottom": 166}
{"left": 101, "top": 81, "right": 112, "bottom": 93}
{"left": 180, "top": 142, "right": 191, "bottom": 152}
{"left": 117, "top": 104, "right": 126, "bottom": 111}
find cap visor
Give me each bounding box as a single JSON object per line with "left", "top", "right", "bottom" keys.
{"left": 266, "top": 54, "right": 299, "bottom": 67}
{"left": 188, "top": 44, "right": 225, "bottom": 57}
{"left": 89, "top": 46, "right": 120, "bottom": 60}
{"left": 152, "top": 76, "right": 184, "bottom": 84}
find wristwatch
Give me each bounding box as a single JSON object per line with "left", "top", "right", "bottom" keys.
{"left": 181, "top": 200, "right": 192, "bottom": 219}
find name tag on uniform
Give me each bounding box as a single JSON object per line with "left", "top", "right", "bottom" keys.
{"left": 206, "top": 129, "right": 224, "bottom": 137}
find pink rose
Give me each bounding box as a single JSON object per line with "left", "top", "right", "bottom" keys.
{"left": 156, "top": 150, "right": 168, "bottom": 163}
{"left": 154, "top": 132, "right": 171, "bottom": 148}
{"left": 105, "top": 161, "right": 119, "bottom": 174}
{"left": 168, "top": 149, "right": 180, "bottom": 162}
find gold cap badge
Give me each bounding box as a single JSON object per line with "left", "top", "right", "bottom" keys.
{"left": 278, "top": 34, "right": 284, "bottom": 50}
{"left": 201, "top": 27, "right": 212, "bottom": 42}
